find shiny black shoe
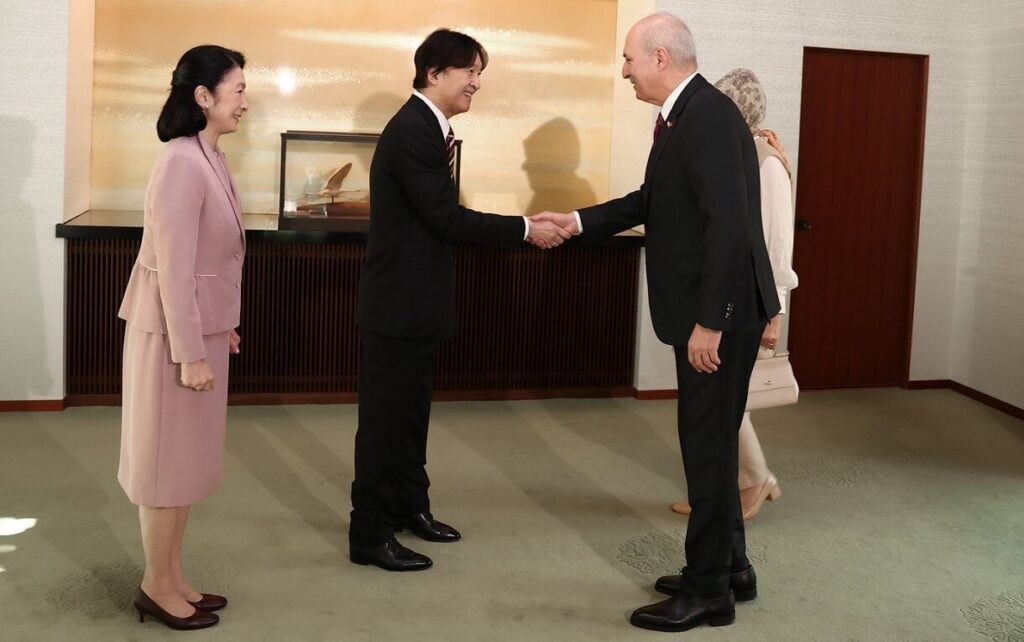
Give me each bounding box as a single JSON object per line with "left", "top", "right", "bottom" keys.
{"left": 629, "top": 590, "right": 735, "bottom": 632}
{"left": 399, "top": 512, "right": 461, "bottom": 542}
{"left": 350, "top": 536, "right": 433, "bottom": 571}
{"left": 655, "top": 565, "right": 757, "bottom": 601}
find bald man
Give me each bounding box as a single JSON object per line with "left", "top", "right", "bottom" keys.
{"left": 535, "top": 13, "right": 780, "bottom": 632}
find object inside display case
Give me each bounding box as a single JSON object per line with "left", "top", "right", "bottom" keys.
{"left": 278, "top": 130, "right": 461, "bottom": 231}
{"left": 295, "top": 162, "right": 370, "bottom": 216}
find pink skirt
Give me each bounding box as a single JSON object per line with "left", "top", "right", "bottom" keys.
{"left": 118, "top": 324, "right": 231, "bottom": 507}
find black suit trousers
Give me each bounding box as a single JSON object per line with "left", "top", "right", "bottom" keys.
{"left": 349, "top": 329, "right": 437, "bottom": 546}
{"left": 674, "top": 325, "right": 763, "bottom": 598}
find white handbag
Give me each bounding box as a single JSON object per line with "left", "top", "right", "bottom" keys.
{"left": 745, "top": 351, "right": 799, "bottom": 411}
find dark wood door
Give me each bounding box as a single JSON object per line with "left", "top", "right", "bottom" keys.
{"left": 788, "top": 47, "right": 928, "bottom": 388}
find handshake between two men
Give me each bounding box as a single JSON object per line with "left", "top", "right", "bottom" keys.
{"left": 524, "top": 211, "right": 580, "bottom": 250}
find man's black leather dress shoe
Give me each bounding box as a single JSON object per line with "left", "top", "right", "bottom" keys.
{"left": 654, "top": 565, "right": 757, "bottom": 601}
{"left": 399, "top": 512, "right": 461, "bottom": 542}
{"left": 350, "top": 536, "right": 433, "bottom": 571}
{"left": 629, "top": 590, "right": 735, "bottom": 632}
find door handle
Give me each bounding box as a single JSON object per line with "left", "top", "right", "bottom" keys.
{"left": 796, "top": 218, "right": 812, "bottom": 231}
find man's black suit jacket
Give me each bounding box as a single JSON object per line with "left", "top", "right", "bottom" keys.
{"left": 579, "top": 74, "right": 781, "bottom": 344}
{"left": 358, "top": 97, "right": 524, "bottom": 341}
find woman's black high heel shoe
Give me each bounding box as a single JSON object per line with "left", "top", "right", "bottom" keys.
{"left": 189, "top": 593, "right": 227, "bottom": 612}
{"left": 134, "top": 588, "right": 219, "bottom": 630}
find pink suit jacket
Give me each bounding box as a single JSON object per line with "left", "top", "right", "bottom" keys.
{"left": 118, "top": 135, "right": 246, "bottom": 364}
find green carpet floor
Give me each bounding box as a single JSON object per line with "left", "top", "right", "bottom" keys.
{"left": 1, "top": 388, "right": 1022, "bottom": 641}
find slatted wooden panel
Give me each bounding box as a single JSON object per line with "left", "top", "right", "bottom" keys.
{"left": 65, "top": 238, "right": 138, "bottom": 397}
{"left": 64, "top": 238, "right": 639, "bottom": 401}
{"left": 440, "top": 244, "right": 639, "bottom": 391}
{"left": 231, "top": 242, "right": 364, "bottom": 395}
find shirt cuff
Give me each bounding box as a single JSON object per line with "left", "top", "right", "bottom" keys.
{"left": 573, "top": 211, "right": 583, "bottom": 235}
{"left": 522, "top": 216, "right": 530, "bottom": 241}
{"left": 776, "top": 287, "right": 788, "bottom": 314}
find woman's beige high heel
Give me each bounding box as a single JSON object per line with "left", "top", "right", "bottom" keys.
{"left": 741, "top": 476, "right": 781, "bottom": 520}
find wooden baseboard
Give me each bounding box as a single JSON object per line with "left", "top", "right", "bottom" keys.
{"left": 63, "top": 387, "right": 636, "bottom": 408}
{"left": 634, "top": 389, "right": 678, "bottom": 400}
{"left": 227, "top": 393, "right": 358, "bottom": 406}
{"left": 64, "top": 395, "right": 120, "bottom": 407}
{"left": 948, "top": 381, "right": 1024, "bottom": 421}
{"left": 907, "top": 379, "right": 1023, "bottom": 420}
{"left": 905, "top": 379, "right": 952, "bottom": 390}
{"left": 0, "top": 399, "right": 66, "bottom": 412}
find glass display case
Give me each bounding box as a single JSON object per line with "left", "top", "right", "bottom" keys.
{"left": 278, "top": 130, "right": 462, "bottom": 231}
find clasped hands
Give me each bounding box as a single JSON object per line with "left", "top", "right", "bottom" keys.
{"left": 526, "top": 211, "right": 579, "bottom": 249}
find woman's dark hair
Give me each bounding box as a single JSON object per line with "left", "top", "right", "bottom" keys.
{"left": 156, "top": 45, "right": 246, "bottom": 142}
{"left": 412, "top": 29, "right": 488, "bottom": 90}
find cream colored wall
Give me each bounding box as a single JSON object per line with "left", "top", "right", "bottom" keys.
{"left": 64, "top": 0, "right": 94, "bottom": 221}
{"left": 0, "top": 3, "right": 70, "bottom": 400}
{"left": 952, "top": 2, "right": 1024, "bottom": 408}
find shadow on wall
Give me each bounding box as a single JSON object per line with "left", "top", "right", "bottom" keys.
{"left": 0, "top": 115, "right": 52, "bottom": 399}
{"left": 351, "top": 91, "right": 406, "bottom": 174}
{"left": 522, "top": 118, "right": 596, "bottom": 216}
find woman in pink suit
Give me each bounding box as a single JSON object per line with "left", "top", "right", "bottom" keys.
{"left": 117, "top": 44, "right": 247, "bottom": 631}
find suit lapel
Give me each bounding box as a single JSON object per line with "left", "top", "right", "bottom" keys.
{"left": 225, "top": 169, "right": 245, "bottom": 248}
{"left": 408, "top": 96, "right": 455, "bottom": 184}
{"left": 196, "top": 135, "right": 245, "bottom": 246}
{"left": 644, "top": 74, "right": 707, "bottom": 186}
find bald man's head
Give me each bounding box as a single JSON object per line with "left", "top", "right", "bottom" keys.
{"left": 621, "top": 13, "right": 697, "bottom": 106}
{"left": 632, "top": 13, "right": 697, "bottom": 69}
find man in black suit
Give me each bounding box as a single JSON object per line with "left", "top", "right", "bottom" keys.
{"left": 536, "top": 13, "right": 781, "bottom": 632}
{"left": 350, "top": 29, "right": 570, "bottom": 572}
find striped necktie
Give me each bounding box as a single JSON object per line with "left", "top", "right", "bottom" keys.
{"left": 446, "top": 128, "right": 456, "bottom": 179}
{"left": 654, "top": 113, "right": 667, "bottom": 143}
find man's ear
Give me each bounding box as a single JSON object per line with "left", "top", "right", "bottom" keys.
{"left": 426, "top": 66, "right": 442, "bottom": 86}
{"left": 655, "top": 47, "right": 669, "bottom": 69}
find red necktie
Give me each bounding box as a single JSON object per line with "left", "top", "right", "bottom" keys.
{"left": 446, "top": 128, "right": 456, "bottom": 179}
{"left": 653, "top": 113, "right": 667, "bottom": 143}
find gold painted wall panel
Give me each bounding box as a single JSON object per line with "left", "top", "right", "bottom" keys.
{"left": 91, "top": 0, "right": 617, "bottom": 215}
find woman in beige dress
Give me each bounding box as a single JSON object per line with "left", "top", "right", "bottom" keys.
{"left": 672, "top": 68, "right": 799, "bottom": 521}
{"left": 117, "top": 45, "right": 247, "bottom": 630}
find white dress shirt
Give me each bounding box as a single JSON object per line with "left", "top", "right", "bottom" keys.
{"left": 660, "top": 71, "right": 698, "bottom": 122}
{"left": 412, "top": 91, "right": 529, "bottom": 240}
